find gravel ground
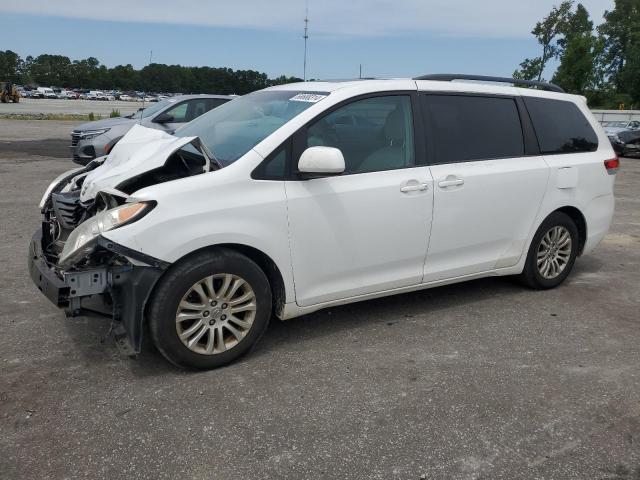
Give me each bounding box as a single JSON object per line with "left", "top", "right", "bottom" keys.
{"left": 0, "top": 119, "right": 639, "bottom": 480}
{"left": 0, "top": 98, "right": 142, "bottom": 116}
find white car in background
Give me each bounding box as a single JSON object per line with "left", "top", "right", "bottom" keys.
{"left": 57, "top": 90, "right": 76, "bottom": 99}
{"left": 36, "top": 87, "right": 57, "bottom": 99}
{"left": 31, "top": 74, "right": 617, "bottom": 370}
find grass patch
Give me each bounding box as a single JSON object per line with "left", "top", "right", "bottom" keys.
{"left": 0, "top": 113, "right": 103, "bottom": 121}
{"left": 109, "top": 109, "right": 121, "bottom": 118}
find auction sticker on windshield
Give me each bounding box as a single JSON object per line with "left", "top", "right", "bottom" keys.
{"left": 289, "top": 93, "right": 327, "bottom": 103}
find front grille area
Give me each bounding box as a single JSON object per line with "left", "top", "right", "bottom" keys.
{"left": 71, "top": 132, "right": 81, "bottom": 162}
{"left": 51, "top": 191, "right": 83, "bottom": 229}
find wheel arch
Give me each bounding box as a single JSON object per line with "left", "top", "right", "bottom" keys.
{"left": 554, "top": 206, "right": 587, "bottom": 255}
{"left": 159, "top": 243, "right": 288, "bottom": 318}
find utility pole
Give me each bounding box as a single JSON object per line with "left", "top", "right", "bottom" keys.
{"left": 140, "top": 50, "right": 153, "bottom": 121}
{"left": 359, "top": 64, "right": 362, "bottom": 79}
{"left": 303, "top": 0, "right": 309, "bottom": 81}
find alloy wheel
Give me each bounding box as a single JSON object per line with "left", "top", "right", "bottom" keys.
{"left": 536, "top": 226, "right": 572, "bottom": 279}
{"left": 175, "top": 273, "right": 257, "bottom": 355}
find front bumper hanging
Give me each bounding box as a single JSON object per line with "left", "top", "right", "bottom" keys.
{"left": 28, "top": 228, "right": 168, "bottom": 355}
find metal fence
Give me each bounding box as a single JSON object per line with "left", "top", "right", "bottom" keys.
{"left": 591, "top": 110, "right": 640, "bottom": 122}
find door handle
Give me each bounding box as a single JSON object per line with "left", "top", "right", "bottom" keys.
{"left": 400, "top": 182, "right": 429, "bottom": 193}
{"left": 438, "top": 177, "right": 464, "bottom": 188}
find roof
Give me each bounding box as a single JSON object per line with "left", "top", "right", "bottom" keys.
{"left": 266, "top": 77, "right": 580, "bottom": 103}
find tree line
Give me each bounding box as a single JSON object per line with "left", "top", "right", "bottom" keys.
{"left": 0, "top": 52, "right": 302, "bottom": 95}
{"left": 514, "top": 0, "right": 639, "bottom": 109}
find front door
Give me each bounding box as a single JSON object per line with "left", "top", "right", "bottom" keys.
{"left": 285, "top": 94, "right": 434, "bottom": 307}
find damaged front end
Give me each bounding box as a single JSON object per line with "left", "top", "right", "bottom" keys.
{"left": 28, "top": 125, "right": 214, "bottom": 355}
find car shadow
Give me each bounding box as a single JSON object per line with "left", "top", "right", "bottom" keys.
{"left": 251, "top": 276, "right": 522, "bottom": 360}
{"left": 62, "top": 253, "right": 608, "bottom": 376}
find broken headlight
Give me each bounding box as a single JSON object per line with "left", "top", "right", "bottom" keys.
{"left": 59, "top": 201, "right": 155, "bottom": 268}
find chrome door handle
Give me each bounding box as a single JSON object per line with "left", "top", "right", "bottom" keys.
{"left": 400, "top": 182, "right": 429, "bottom": 193}
{"left": 438, "top": 178, "right": 464, "bottom": 188}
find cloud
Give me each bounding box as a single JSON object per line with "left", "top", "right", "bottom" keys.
{"left": 0, "top": 0, "right": 613, "bottom": 38}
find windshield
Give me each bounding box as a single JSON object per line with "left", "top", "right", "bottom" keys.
{"left": 128, "top": 98, "right": 174, "bottom": 120}
{"left": 175, "top": 90, "right": 328, "bottom": 165}
{"left": 602, "top": 121, "right": 627, "bottom": 127}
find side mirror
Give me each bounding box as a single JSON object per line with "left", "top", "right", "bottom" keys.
{"left": 153, "top": 112, "right": 174, "bottom": 124}
{"left": 298, "top": 146, "right": 345, "bottom": 177}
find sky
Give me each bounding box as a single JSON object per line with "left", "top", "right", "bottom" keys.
{"left": 0, "top": 0, "right": 614, "bottom": 80}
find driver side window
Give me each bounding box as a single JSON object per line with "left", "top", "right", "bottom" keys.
{"left": 164, "top": 102, "right": 189, "bottom": 123}
{"left": 305, "top": 95, "right": 415, "bottom": 174}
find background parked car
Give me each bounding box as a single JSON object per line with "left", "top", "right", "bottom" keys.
{"left": 70, "top": 94, "right": 233, "bottom": 164}
{"left": 86, "top": 90, "right": 112, "bottom": 100}
{"left": 601, "top": 120, "right": 640, "bottom": 135}
{"left": 36, "top": 87, "right": 57, "bottom": 99}
{"left": 56, "top": 90, "right": 77, "bottom": 99}
{"left": 609, "top": 129, "right": 640, "bottom": 157}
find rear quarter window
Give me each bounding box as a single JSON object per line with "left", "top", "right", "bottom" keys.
{"left": 422, "top": 94, "right": 525, "bottom": 164}
{"left": 523, "top": 97, "right": 598, "bottom": 154}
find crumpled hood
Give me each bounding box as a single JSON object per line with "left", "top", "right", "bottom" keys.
{"left": 604, "top": 127, "right": 629, "bottom": 135}
{"left": 73, "top": 116, "right": 137, "bottom": 132}
{"left": 80, "top": 124, "right": 196, "bottom": 202}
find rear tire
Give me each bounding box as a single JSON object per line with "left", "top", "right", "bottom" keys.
{"left": 148, "top": 248, "right": 272, "bottom": 370}
{"left": 519, "top": 212, "right": 579, "bottom": 290}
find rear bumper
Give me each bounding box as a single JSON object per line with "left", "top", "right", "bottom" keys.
{"left": 28, "top": 228, "right": 167, "bottom": 354}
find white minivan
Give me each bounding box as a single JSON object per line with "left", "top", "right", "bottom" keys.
{"left": 30, "top": 75, "right": 618, "bottom": 369}
{"left": 36, "top": 87, "right": 57, "bottom": 99}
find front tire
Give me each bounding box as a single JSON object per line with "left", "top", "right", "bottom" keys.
{"left": 519, "top": 212, "right": 579, "bottom": 290}
{"left": 148, "top": 249, "right": 272, "bottom": 370}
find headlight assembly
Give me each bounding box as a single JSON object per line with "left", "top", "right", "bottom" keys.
{"left": 79, "top": 128, "right": 110, "bottom": 140}
{"left": 59, "top": 201, "right": 155, "bottom": 268}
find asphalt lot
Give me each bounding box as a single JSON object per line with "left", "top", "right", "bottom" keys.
{"left": 0, "top": 98, "right": 142, "bottom": 116}
{"left": 1, "top": 119, "right": 639, "bottom": 480}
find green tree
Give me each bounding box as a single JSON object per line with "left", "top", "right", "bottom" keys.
{"left": 269, "top": 75, "right": 303, "bottom": 86}
{"left": 29, "top": 54, "right": 73, "bottom": 86}
{"left": 0, "top": 50, "right": 21, "bottom": 82}
{"left": 2, "top": 49, "right": 309, "bottom": 95}
{"left": 552, "top": 4, "right": 597, "bottom": 94}
{"left": 514, "top": 1, "right": 574, "bottom": 81}
{"left": 70, "top": 57, "right": 100, "bottom": 89}
{"left": 598, "top": 0, "right": 640, "bottom": 105}
{"left": 109, "top": 64, "right": 138, "bottom": 90}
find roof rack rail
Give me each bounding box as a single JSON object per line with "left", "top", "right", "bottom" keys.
{"left": 413, "top": 74, "right": 565, "bottom": 93}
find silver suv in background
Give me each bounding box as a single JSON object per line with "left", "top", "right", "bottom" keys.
{"left": 70, "top": 94, "right": 232, "bottom": 164}
{"left": 601, "top": 120, "right": 640, "bottom": 135}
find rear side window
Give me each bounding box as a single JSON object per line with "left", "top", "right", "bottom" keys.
{"left": 523, "top": 97, "right": 598, "bottom": 154}
{"left": 422, "top": 95, "right": 524, "bottom": 164}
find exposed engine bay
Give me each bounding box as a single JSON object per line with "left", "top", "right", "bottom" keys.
{"left": 39, "top": 125, "right": 216, "bottom": 270}
{"left": 31, "top": 125, "right": 217, "bottom": 354}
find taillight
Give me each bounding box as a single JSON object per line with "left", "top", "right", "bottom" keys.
{"left": 604, "top": 156, "right": 620, "bottom": 175}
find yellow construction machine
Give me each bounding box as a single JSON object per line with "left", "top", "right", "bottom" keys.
{"left": 0, "top": 81, "right": 20, "bottom": 103}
